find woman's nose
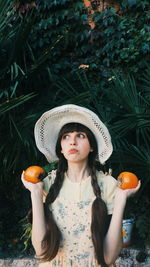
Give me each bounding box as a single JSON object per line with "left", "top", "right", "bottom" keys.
{"left": 70, "top": 136, "right": 76, "bottom": 145}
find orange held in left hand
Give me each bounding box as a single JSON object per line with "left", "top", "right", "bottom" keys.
{"left": 24, "top": 166, "right": 46, "bottom": 184}
{"left": 117, "top": 172, "right": 139, "bottom": 190}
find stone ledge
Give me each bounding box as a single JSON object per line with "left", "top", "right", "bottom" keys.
{"left": 0, "top": 247, "right": 150, "bottom": 267}
{"left": 0, "top": 258, "right": 38, "bottom": 267}
{"left": 116, "top": 247, "right": 150, "bottom": 267}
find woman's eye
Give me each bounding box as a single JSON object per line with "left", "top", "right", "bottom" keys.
{"left": 62, "top": 134, "right": 69, "bottom": 139}
{"left": 77, "top": 133, "right": 86, "bottom": 138}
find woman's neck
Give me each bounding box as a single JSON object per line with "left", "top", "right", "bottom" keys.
{"left": 66, "top": 161, "right": 90, "bottom": 183}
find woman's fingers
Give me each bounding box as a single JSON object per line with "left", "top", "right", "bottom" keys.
{"left": 129, "top": 180, "right": 141, "bottom": 192}
{"left": 124, "top": 180, "right": 141, "bottom": 198}
{"left": 133, "top": 180, "right": 141, "bottom": 191}
{"left": 21, "top": 170, "right": 43, "bottom": 192}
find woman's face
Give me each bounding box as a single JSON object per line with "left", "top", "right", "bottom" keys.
{"left": 60, "top": 131, "right": 93, "bottom": 163}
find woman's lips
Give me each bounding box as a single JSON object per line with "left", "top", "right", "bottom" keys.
{"left": 69, "top": 149, "right": 78, "bottom": 154}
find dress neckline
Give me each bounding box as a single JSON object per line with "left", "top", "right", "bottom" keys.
{"left": 65, "top": 172, "right": 91, "bottom": 184}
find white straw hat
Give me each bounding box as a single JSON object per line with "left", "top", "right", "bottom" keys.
{"left": 34, "top": 104, "right": 113, "bottom": 164}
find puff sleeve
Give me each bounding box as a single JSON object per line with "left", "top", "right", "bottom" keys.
{"left": 42, "top": 170, "right": 56, "bottom": 202}
{"left": 97, "top": 172, "right": 118, "bottom": 215}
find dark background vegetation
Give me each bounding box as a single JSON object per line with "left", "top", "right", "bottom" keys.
{"left": 0, "top": 0, "right": 150, "bottom": 258}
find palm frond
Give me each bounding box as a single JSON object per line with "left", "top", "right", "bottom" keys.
{"left": 49, "top": 71, "right": 94, "bottom": 106}
{"left": 19, "top": 216, "right": 32, "bottom": 250}
{"left": 140, "top": 63, "right": 150, "bottom": 99}
{"left": 110, "top": 72, "right": 147, "bottom": 113}
{"left": 0, "top": 0, "right": 15, "bottom": 33}
{"left": 0, "top": 109, "right": 43, "bottom": 176}
{"left": 0, "top": 93, "right": 36, "bottom": 115}
{"left": 103, "top": 72, "right": 150, "bottom": 144}
{"left": 112, "top": 144, "right": 150, "bottom": 186}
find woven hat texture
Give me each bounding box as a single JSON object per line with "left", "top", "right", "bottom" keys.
{"left": 34, "top": 104, "right": 113, "bottom": 164}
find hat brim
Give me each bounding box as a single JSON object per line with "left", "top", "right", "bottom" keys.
{"left": 34, "top": 104, "right": 113, "bottom": 164}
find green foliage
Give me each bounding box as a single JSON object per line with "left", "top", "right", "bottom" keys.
{"left": 20, "top": 217, "right": 32, "bottom": 250}
{"left": 0, "top": 0, "right": 150, "bottom": 255}
{"left": 91, "top": 7, "right": 150, "bottom": 72}
{"left": 135, "top": 197, "right": 150, "bottom": 246}
{"left": 124, "top": 194, "right": 150, "bottom": 247}
{"left": 23, "top": 0, "right": 150, "bottom": 75}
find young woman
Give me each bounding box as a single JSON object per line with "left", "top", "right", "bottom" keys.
{"left": 21, "top": 104, "right": 140, "bottom": 267}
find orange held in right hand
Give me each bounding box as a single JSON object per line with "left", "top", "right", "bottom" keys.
{"left": 24, "top": 166, "right": 46, "bottom": 184}
{"left": 117, "top": 171, "right": 139, "bottom": 190}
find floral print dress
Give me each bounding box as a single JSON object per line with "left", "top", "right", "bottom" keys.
{"left": 38, "top": 170, "right": 117, "bottom": 267}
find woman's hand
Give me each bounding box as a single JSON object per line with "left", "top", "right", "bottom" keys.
{"left": 21, "top": 171, "right": 43, "bottom": 193}
{"left": 114, "top": 181, "right": 141, "bottom": 207}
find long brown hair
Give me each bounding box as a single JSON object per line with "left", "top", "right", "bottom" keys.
{"left": 39, "top": 123, "right": 108, "bottom": 266}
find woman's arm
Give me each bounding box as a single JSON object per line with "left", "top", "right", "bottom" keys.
{"left": 21, "top": 172, "right": 46, "bottom": 257}
{"left": 30, "top": 189, "right": 46, "bottom": 256}
{"left": 103, "top": 182, "right": 141, "bottom": 265}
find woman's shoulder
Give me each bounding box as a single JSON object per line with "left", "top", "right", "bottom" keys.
{"left": 96, "top": 170, "right": 117, "bottom": 186}
{"left": 96, "top": 170, "right": 117, "bottom": 214}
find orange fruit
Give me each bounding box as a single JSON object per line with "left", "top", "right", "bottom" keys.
{"left": 118, "top": 172, "right": 139, "bottom": 190}
{"left": 24, "top": 166, "right": 46, "bottom": 184}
